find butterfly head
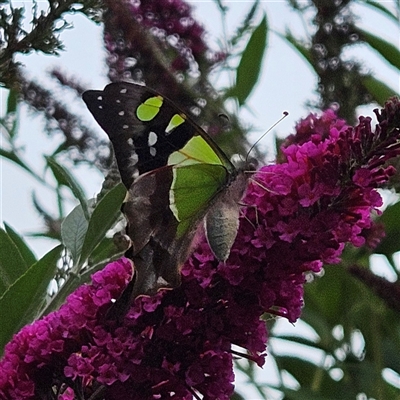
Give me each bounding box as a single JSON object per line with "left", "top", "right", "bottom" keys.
{"left": 231, "top": 154, "right": 258, "bottom": 174}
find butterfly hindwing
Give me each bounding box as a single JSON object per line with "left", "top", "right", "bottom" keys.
{"left": 123, "top": 162, "right": 231, "bottom": 296}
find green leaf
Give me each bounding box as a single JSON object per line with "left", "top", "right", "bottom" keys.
{"left": 282, "top": 30, "right": 314, "bottom": 68}
{"left": 0, "top": 226, "right": 30, "bottom": 295}
{"left": 6, "top": 88, "right": 18, "bottom": 114}
{"left": 5, "top": 89, "right": 19, "bottom": 138}
{"left": 231, "top": 392, "right": 246, "bottom": 400}
{"left": 0, "top": 148, "right": 34, "bottom": 175}
{"left": 4, "top": 223, "right": 37, "bottom": 267}
{"left": 359, "top": 0, "right": 399, "bottom": 24}
{"left": 232, "top": 14, "right": 268, "bottom": 106}
{"left": 361, "top": 76, "right": 398, "bottom": 106}
{"left": 88, "top": 236, "right": 124, "bottom": 266}
{"left": 46, "top": 156, "right": 89, "bottom": 220}
{"left": 0, "top": 245, "right": 62, "bottom": 355}
{"left": 272, "top": 334, "right": 321, "bottom": 349}
{"left": 358, "top": 28, "right": 400, "bottom": 70}
{"left": 61, "top": 203, "right": 89, "bottom": 265}
{"left": 78, "top": 183, "right": 126, "bottom": 268}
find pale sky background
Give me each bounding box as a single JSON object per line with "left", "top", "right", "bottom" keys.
{"left": 0, "top": 1, "right": 399, "bottom": 398}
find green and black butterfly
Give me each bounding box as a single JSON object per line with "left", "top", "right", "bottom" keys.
{"left": 83, "top": 82, "right": 254, "bottom": 298}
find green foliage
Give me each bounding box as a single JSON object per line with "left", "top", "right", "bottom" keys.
{"left": 360, "top": 0, "right": 400, "bottom": 24}
{"left": 0, "top": 224, "right": 35, "bottom": 293}
{"left": 61, "top": 203, "right": 90, "bottom": 265}
{"left": 362, "top": 75, "right": 399, "bottom": 106}
{"left": 282, "top": 30, "right": 313, "bottom": 67}
{"left": 46, "top": 156, "right": 90, "bottom": 220}
{"left": 0, "top": 184, "right": 126, "bottom": 336}
{"left": 276, "top": 264, "right": 400, "bottom": 400}
{"left": 41, "top": 183, "right": 127, "bottom": 315}
{"left": 77, "top": 182, "right": 126, "bottom": 268}
{"left": 229, "top": 15, "right": 268, "bottom": 106}
{"left": 0, "top": 243, "right": 62, "bottom": 355}
{"left": 358, "top": 28, "right": 400, "bottom": 70}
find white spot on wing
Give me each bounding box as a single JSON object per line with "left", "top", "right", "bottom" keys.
{"left": 129, "top": 153, "right": 139, "bottom": 166}
{"left": 148, "top": 131, "right": 158, "bottom": 146}
{"left": 120, "top": 88, "right": 127, "bottom": 94}
{"left": 119, "top": 110, "right": 125, "bottom": 116}
{"left": 150, "top": 147, "right": 157, "bottom": 157}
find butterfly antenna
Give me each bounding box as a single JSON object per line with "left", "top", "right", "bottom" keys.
{"left": 245, "top": 111, "right": 289, "bottom": 163}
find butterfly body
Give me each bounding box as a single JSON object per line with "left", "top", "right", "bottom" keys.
{"left": 83, "top": 82, "right": 252, "bottom": 297}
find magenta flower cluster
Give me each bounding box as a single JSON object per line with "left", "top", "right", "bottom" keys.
{"left": 0, "top": 260, "right": 132, "bottom": 399}
{"left": 1, "top": 99, "right": 399, "bottom": 399}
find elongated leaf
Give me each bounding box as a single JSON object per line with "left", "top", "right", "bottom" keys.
{"left": 61, "top": 203, "right": 89, "bottom": 264}
{"left": 358, "top": 28, "right": 400, "bottom": 70}
{"left": 5, "top": 89, "right": 19, "bottom": 138}
{"left": 6, "top": 89, "right": 18, "bottom": 114}
{"left": 78, "top": 183, "right": 126, "bottom": 267}
{"left": 272, "top": 334, "right": 322, "bottom": 349}
{"left": 18, "top": 248, "right": 63, "bottom": 323}
{"left": 361, "top": 75, "right": 398, "bottom": 106}
{"left": 360, "top": 0, "right": 399, "bottom": 24}
{"left": 46, "top": 156, "right": 89, "bottom": 220}
{"left": 0, "top": 148, "right": 33, "bottom": 174}
{"left": 0, "top": 227, "right": 29, "bottom": 294}
{"left": 233, "top": 14, "right": 268, "bottom": 106}
{"left": 282, "top": 30, "right": 314, "bottom": 68}
{"left": 4, "top": 223, "right": 37, "bottom": 267}
{"left": 0, "top": 245, "right": 62, "bottom": 355}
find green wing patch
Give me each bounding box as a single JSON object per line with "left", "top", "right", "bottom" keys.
{"left": 168, "top": 135, "right": 225, "bottom": 167}
{"left": 170, "top": 163, "right": 229, "bottom": 237}
{"left": 136, "top": 95, "right": 164, "bottom": 121}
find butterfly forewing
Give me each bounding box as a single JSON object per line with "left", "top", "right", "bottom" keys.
{"left": 83, "top": 82, "right": 234, "bottom": 189}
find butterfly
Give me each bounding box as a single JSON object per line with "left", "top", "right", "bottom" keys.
{"left": 83, "top": 82, "right": 254, "bottom": 298}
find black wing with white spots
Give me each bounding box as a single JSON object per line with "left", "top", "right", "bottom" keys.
{"left": 83, "top": 82, "right": 196, "bottom": 189}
